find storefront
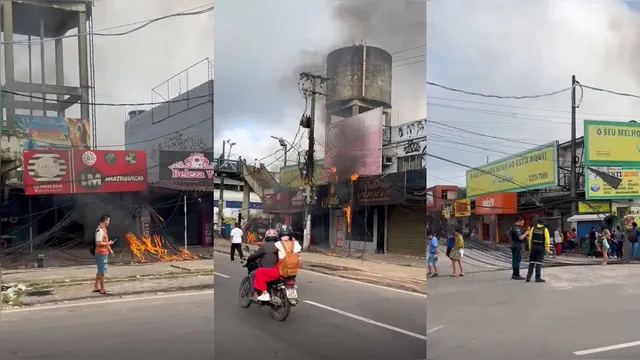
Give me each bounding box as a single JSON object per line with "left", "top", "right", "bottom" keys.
{"left": 474, "top": 192, "right": 518, "bottom": 243}
{"left": 384, "top": 169, "right": 426, "bottom": 256}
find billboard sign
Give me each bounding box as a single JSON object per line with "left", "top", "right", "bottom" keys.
{"left": 159, "top": 151, "right": 215, "bottom": 182}
{"left": 279, "top": 159, "right": 323, "bottom": 187}
{"left": 324, "top": 107, "right": 383, "bottom": 181}
{"left": 454, "top": 198, "right": 471, "bottom": 217}
{"left": 22, "top": 149, "right": 73, "bottom": 195}
{"left": 584, "top": 120, "right": 640, "bottom": 165}
{"left": 473, "top": 192, "right": 518, "bottom": 215}
{"left": 353, "top": 172, "right": 406, "bottom": 206}
{"left": 10, "top": 115, "right": 90, "bottom": 150}
{"left": 585, "top": 166, "right": 640, "bottom": 199}
{"left": 72, "top": 150, "right": 147, "bottom": 193}
{"left": 465, "top": 142, "right": 558, "bottom": 197}
{"left": 578, "top": 201, "right": 611, "bottom": 214}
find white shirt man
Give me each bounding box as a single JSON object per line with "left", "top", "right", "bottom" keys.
{"left": 229, "top": 223, "right": 244, "bottom": 262}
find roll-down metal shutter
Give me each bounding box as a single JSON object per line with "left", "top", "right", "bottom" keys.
{"left": 387, "top": 205, "right": 426, "bottom": 256}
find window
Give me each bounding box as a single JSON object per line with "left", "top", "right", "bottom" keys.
{"left": 441, "top": 190, "right": 448, "bottom": 200}
{"left": 397, "top": 155, "right": 424, "bottom": 172}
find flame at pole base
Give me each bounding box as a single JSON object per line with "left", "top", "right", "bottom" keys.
{"left": 342, "top": 173, "right": 359, "bottom": 234}
{"left": 125, "top": 233, "right": 200, "bottom": 263}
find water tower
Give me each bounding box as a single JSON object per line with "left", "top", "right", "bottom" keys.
{"left": 325, "top": 43, "right": 392, "bottom": 126}
{"left": 1, "top": 0, "right": 96, "bottom": 145}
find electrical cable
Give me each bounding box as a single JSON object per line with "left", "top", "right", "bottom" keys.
{"left": 427, "top": 81, "right": 575, "bottom": 100}
{"left": 2, "top": 4, "right": 214, "bottom": 45}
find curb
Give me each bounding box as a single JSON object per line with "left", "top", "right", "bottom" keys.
{"left": 213, "top": 248, "right": 426, "bottom": 295}
{"left": 5, "top": 284, "right": 214, "bottom": 309}
{"left": 10, "top": 270, "right": 214, "bottom": 287}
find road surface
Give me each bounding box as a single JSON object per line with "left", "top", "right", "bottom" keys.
{"left": 214, "top": 252, "right": 426, "bottom": 359}
{"left": 0, "top": 291, "right": 214, "bottom": 359}
{"left": 427, "top": 264, "right": 640, "bottom": 359}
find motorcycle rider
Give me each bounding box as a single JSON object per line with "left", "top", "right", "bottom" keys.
{"left": 244, "top": 228, "right": 279, "bottom": 300}
{"left": 252, "top": 225, "right": 301, "bottom": 301}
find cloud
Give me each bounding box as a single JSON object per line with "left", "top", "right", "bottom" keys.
{"left": 214, "top": 0, "right": 426, "bottom": 170}
{"left": 9, "top": 0, "right": 213, "bottom": 149}
{"left": 427, "top": 0, "right": 640, "bottom": 188}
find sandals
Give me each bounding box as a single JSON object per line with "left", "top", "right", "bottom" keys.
{"left": 94, "top": 290, "right": 112, "bottom": 295}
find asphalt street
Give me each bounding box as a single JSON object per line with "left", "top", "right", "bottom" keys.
{"left": 0, "top": 291, "right": 214, "bottom": 360}
{"left": 213, "top": 252, "right": 427, "bottom": 359}
{"left": 427, "top": 264, "right": 640, "bottom": 360}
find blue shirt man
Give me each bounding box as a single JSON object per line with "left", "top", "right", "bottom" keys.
{"left": 427, "top": 232, "right": 439, "bottom": 277}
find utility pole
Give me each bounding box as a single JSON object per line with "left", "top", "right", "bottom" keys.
{"left": 299, "top": 72, "right": 329, "bottom": 250}
{"left": 570, "top": 75, "right": 578, "bottom": 216}
{"left": 217, "top": 139, "right": 235, "bottom": 235}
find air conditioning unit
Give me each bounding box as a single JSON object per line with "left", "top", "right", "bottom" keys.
{"left": 382, "top": 156, "right": 394, "bottom": 166}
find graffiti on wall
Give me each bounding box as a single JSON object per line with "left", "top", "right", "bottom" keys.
{"left": 390, "top": 119, "right": 426, "bottom": 143}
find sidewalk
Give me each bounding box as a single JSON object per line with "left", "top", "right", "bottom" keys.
{"left": 214, "top": 239, "right": 426, "bottom": 294}
{"left": 1, "top": 259, "right": 214, "bottom": 308}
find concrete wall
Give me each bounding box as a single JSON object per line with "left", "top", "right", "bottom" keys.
{"left": 124, "top": 80, "right": 213, "bottom": 183}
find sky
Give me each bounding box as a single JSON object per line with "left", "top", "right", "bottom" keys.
{"left": 214, "top": 0, "right": 426, "bottom": 172}
{"left": 427, "top": 0, "right": 640, "bottom": 189}
{"left": 6, "top": 0, "right": 213, "bottom": 150}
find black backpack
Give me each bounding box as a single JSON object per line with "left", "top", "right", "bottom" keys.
{"left": 89, "top": 228, "right": 98, "bottom": 255}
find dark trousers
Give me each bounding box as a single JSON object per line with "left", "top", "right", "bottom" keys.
{"left": 230, "top": 243, "right": 244, "bottom": 261}
{"left": 526, "top": 245, "right": 545, "bottom": 280}
{"left": 511, "top": 245, "right": 522, "bottom": 277}
{"left": 588, "top": 241, "right": 596, "bottom": 257}
{"left": 616, "top": 241, "right": 624, "bottom": 258}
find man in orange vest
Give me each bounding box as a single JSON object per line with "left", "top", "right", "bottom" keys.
{"left": 93, "top": 214, "right": 115, "bottom": 294}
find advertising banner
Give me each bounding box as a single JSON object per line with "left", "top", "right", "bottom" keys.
{"left": 474, "top": 192, "right": 518, "bottom": 215}
{"left": 159, "top": 151, "right": 215, "bottom": 182}
{"left": 585, "top": 167, "right": 640, "bottom": 199}
{"left": 10, "top": 115, "right": 91, "bottom": 150}
{"left": 584, "top": 120, "right": 640, "bottom": 165}
{"left": 324, "top": 107, "right": 383, "bottom": 181}
{"left": 453, "top": 198, "right": 471, "bottom": 217}
{"left": 22, "top": 149, "right": 73, "bottom": 195}
{"left": 465, "top": 142, "right": 558, "bottom": 197}
{"left": 353, "top": 172, "right": 406, "bottom": 206}
{"left": 72, "top": 150, "right": 147, "bottom": 193}
{"left": 577, "top": 201, "right": 611, "bottom": 214}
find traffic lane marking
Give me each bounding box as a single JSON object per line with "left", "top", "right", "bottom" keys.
{"left": 1, "top": 290, "right": 213, "bottom": 315}
{"left": 427, "top": 325, "right": 444, "bottom": 335}
{"left": 213, "top": 252, "right": 425, "bottom": 298}
{"left": 305, "top": 300, "right": 427, "bottom": 341}
{"left": 214, "top": 272, "right": 230, "bottom": 278}
{"left": 574, "top": 340, "right": 640, "bottom": 356}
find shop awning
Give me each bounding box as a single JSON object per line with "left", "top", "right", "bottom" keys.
{"left": 149, "top": 182, "right": 213, "bottom": 193}
{"left": 567, "top": 214, "right": 613, "bottom": 223}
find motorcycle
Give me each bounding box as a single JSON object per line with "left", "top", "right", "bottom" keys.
{"left": 238, "top": 245, "right": 298, "bottom": 321}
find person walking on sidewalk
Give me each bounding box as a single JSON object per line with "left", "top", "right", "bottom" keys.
{"left": 631, "top": 222, "right": 640, "bottom": 259}
{"left": 93, "top": 214, "right": 114, "bottom": 295}
{"left": 449, "top": 228, "right": 465, "bottom": 277}
{"left": 508, "top": 218, "right": 530, "bottom": 280}
{"left": 230, "top": 222, "right": 245, "bottom": 262}
{"left": 614, "top": 225, "right": 624, "bottom": 259}
{"left": 526, "top": 219, "right": 550, "bottom": 283}
{"left": 427, "top": 231, "right": 439, "bottom": 278}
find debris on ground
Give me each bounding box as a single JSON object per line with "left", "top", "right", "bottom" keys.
{"left": 1, "top": 283, "right": 29, "bottom": 306}
{"left": 125, "top": 233, "right": 201, "bottom": 263}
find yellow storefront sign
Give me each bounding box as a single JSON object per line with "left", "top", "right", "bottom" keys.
{"left": 585, "top": 167, "right": 640, "bottom": 199}
{"left": 584, "top": 120, "right": 640, "bottom": 165}
{"left": 454, "top": 198, "right": 471, "bottom": 217}
{"left": 466, "top": 142, "right": 558, "bottom": 197}
{"left": 279, "top": 159, "right": 324, "bottom": 187}
{"left": 577, "top": 201, "right": 611, "bottom": 214}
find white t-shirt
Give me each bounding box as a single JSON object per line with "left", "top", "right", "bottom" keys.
{"left": 95, "top": 228, "right": 105, "bottom": 243}
{"left": 275, "top": 240, "right": 302, "bottom": 259}
{"left": 230, "top": 228, "right": 243, "bottom": 244}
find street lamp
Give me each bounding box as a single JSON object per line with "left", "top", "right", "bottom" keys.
{"left": 270, "top": 135, "right": 288, "bottom": 166}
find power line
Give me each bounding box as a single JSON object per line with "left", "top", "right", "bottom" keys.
{"left": 427, "top": 81, "right": 574, "bottom": 99}
{"left": 1, "top": 4, "right": 214, "bottom": 46}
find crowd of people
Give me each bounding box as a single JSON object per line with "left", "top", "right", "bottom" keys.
{"left": 427, "top": 228, "right": 465, "bottom": 278}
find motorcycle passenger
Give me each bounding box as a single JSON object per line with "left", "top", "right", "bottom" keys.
{"left": 252, "top": 225, "right": 301, "bottom": 301}
{"left": 244, "top": 229, "right": 279, "bottom": 300}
